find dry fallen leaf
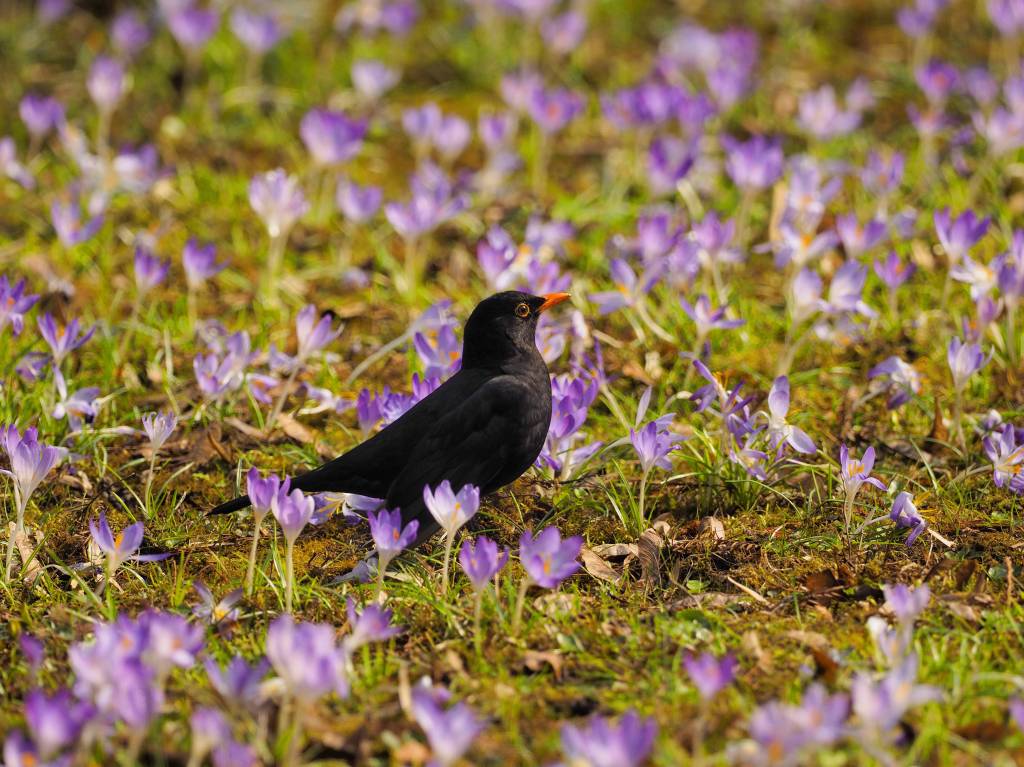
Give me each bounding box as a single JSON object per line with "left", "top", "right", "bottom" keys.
{"left": 700, "top": 516, "right": 726, "bottom": 541}
{"left": 522, "top": 649, "right": 564, "bottom": 680}
{"left": 581, "top": 545, "right": 622, "bottom": 584}
{"left": 638, "top": 528, "right": 663, "bottom": 588}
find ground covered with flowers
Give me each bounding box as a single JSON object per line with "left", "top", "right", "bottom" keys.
{"left": 1, "top": 0, "right": 1024, "bottom": 765}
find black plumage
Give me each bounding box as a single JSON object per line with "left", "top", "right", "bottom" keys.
{"left": 209, "top": 291, "right": 570, "bottom": 546}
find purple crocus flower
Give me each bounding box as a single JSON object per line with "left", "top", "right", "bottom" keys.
{"left": 189, "top": 707, "right": 230, "bottom": 766}
{"left": 265, "top": 615, "right": 349, "bottom": 701}
{"left": 336, "top": 178, "right": 382, "bottom": 222}
{"left": 823, "top": 260, "right": 876, "bottom": 317}
{"left": 168, "top": 6, "right": 219, "bottom": 53}
{"left": 22, "top": 687, "right": 93, "bottom": 761}
{"left": 459, "top": 536, "right": 510, "bottom": 591}
{"left": 37, "top": 314, "right": 94, "bottom": 367}
{"left": 868, "top": 356, "right": 921, "bottom": 409}
{"left": 741, "top": 684, "right": 849, "bottom": 761}
{"left": 888, "top": 493, "right": 929, "bottom": 545}
{"left": 183, "top": 239, "right": 227, "bottom": 288}
{"left": 915, "top": 59, "right": 959, "bottom": 106}
{"left": 249, "top": 168, "right": 309, "bottom": 238}
{"left": 212, "top": 741, "right": 259, "bottom": 767}
{"left": 589, "top": 258, "right": 662, "bottom": 315}
{"left": 37, "top": 0, "right": 70, "bottom": 24}
{"left": 51, "top": 194, "right": 102, "bottom": 247}
{"left": 647, "top": 135, "right": 696, "bottom": 196}
{"left": 413, "top": 323, "right": 461, "bottom": 380}
{"left": 272, "top": 486, "right": 315, "bottom": 546}
{"left": 983, "top": 424, "right": 1024, "bottom": 493}
{"left": 684, "top": 652, "right": 737, "bottom": 701}
{"left": 630, "top": 419, "right": 681, "bottom": 473}
{"left": 87, "top": 56, "right": 125, "bottom": 114}
{"left": 934, "top": 208, "right": 989, "bottom": 264}
{"left": 368, "top": 508, "right": 420, "bottom": 569}
{"left": 764, "top": 376, "right": 816, "bottom": 454}
{"left": 527, "top": 86, "right": 585, "bottom": 133}
{"left": 112, "top": 10, "right": 152, "bottom": 57}
{"left": 990, "top": 0, "right": 1024, "bottom": 36}
{"left": 873, "top": 250, "right": 916, "bottom": 292}
{"left": 89, "top": 512, "right": 169, "bottom": 572}
{"left": 19, "top": 94, "right": 64, "bottom": 140}
{"left": 51, "top": 369, "right": 100, "bottom": 430}
{"left": 797, "top": 84, "right": 863, "bottom": 140}
{"left": 558, "top": 710, "right": 657, "bottom": 767}
{"left": 1011, "top": 699, "right": 1024, "bottom": 732}
{"left": 351, "top": 59, "right": 399, "bottom": 101}
{"left": 0, "top": 425, "right": 63, "bottom": 521}
{"left": 947, "top": 335, "right": 989, "bottom": 391}
{"left": 852, "top": 654, "right": 941, "bottom": 737}
{"left": 519, "top": 526, "right": 582, "bottom": 588}
{"left": 300, "top": 108, "right": 367, "bottom": 166}
{"left": 295, "top": 304, "right": 342, "bottom": 361}
{"left": 384, "top": 164, "right": 467, "bottom": 239}
{"left": 861, "top": 150, "right": 905, "bottom": 196}
{"left": 143, "top": 610, "right": 205, "bottom": 674}
{"left": 541, "top": 10, "right": 587, "bottom": 55}
{"left": 883, "top": 582, "right": 931, "bottom": 623}
{"left": 723, "top": 134, "right": 784, "bottom": 190}
{"left": 839, "top": 444, "right": 887, "bottom": 499}
{"left": 681, "top": 294, "right": 745, "bottom": 340}
{"left": 192, "top": 581, "right": 243, "bottom": 626}
{"left": 410, "top": 685, "right": 484, "bottom": 767}
{"left": 836, "top": 214, "right": 887, "bottom": 258}
{"left": 230, "top": 8, "right": 281, "bottom": 55}
{"left": 204, "top": 655, "right": 269, "bottom": 711}
{"left": 0, "top": 276, "right": 39, "bottom": 337}
{"left": 0, "top": 137, "right": 34, "bottom": 188}
{"left": 344, "top": 597, "right": 403, "bottom": 650}
{"left": 134, "top": 246, "right": 170, "bottom": 295}
{"left": 423, "top": 480, "right": 480, "bottom": 539}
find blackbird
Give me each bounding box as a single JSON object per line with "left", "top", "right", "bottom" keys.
{"left": 209, "top": 290, "right": 570, "bottom": 546}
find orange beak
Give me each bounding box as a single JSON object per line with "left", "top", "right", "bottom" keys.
{"left": 538, "top": 292, "right": 571, "bottom": 313}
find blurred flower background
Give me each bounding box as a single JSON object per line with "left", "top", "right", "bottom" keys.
{"left": 1, "top": 0, "right": 1024, "bottom": 764}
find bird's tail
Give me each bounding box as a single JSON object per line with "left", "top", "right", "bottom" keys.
{"left": 208, "top": 494, "right": 252, "bottom": 516}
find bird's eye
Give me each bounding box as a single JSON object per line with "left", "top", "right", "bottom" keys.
{"left": 514, "top": 302, "right": 531, "bottom": 318}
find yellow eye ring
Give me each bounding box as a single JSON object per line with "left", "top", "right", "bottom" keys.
{"left": 515, "top": 302, "right": 531, "bottom": 318}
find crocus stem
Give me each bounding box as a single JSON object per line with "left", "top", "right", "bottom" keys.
{"left": 266, "top": 365, "right": 301, "bottom": 434}
{"left": 952, "top": 386, "right": 965, "bottom": 451}
{"left": 4, "top": 496, "right": 26, "bottom": 581}
{"left": 533, "top": 129, "right": 549, "bottom": 198}
{"left": 843, "top": 493, "right": 856, "bottom": 537}
{"left": 638, "top": 468, "right": 651, "bottom": 530}
{"left": 511, "top": 576, "right": 531, "bottom": 635}
{"left": 284, "top": 539, "right": 295, "bottom": 613}
{"left": 440, "top": 532, "right": 454, "bottom": 596}
{"left": 1007, "top": 303, "right": 1019, "bottom": 365}
{"left": 126, "top": 728, "right": 146, "bottom": 765}
{"left": 285, "top": 704, "right": 304, "bottom": 767}
{"left": 264, "top": 233, "right": 287, "bottom": 307}
{"left": 143, "top": 453, "right": 157, "bottom": 517}
{"left": 344, "top": 331, "right": 411, "bottom": 386}
{"left": 402, "top": 237, "right": 421, "bottom": 297}
{"left": 375, "top": 558, "right": 387, "bottom": 603}
{"left": 635, "top": 299, "right": 676, "bottom": 343}
{"left": 693, "top": 703, "right": 708, "bottom": 767}
{"left": 735, "top": 189, "right": 755, "bottom": 245}
{"left": 245, "top": 514, "right": 265, "bottom": 597}
{"left": 473, "top": 590, "right": 484, "bottom": 656}
{"left": 186, "top": 287, "right": 198, "bottom": 332}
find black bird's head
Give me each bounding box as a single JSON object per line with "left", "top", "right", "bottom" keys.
{"left": 461, "top": 291, "right": 570, "bottom": 368}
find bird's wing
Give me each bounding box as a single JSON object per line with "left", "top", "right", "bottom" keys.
{"left": 384, "top": 375, "right": 531, "bottom": 531}
{"left": 286, "top": 369, "right": 491, "bottom": 499}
